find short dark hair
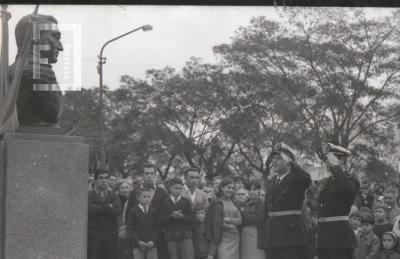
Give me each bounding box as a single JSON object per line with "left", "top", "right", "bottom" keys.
{"left": 359, "top": 206, "right": 372, "bottom": 214}
{"left": 94, "top": 169, "right": 109, "bottom": 180}
{"left": 374, "top": 203, "right": 389, "bottom": 213}
{"left": 167, "top": 177, "right": 184, "bottom": 189}
{"left": 142, "top": 162, "right": 154, "bottom": 171}
{"left": 384, "top": 188, "right": 397, "bottom": 196}
{"left": 361, "top": 213, "right": 375, "bottom": 225}
{"left": 233, "top": 176, "right": 245, "bottom": 183}
{"left": 183, "top": 167, "right": 200, "bottom": 178}
{"left": 246, "top": 181, "right": 261, "bottom": 190}
{"left": 349, "top": 211, "right": 361, "bottom": 219}
{"left": 137, "top": 187, "right": 151, "bottom": 197}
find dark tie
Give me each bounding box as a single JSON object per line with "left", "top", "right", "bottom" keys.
{"left": 144, "top": 206, "right": 148, "bottom": 214}
{"left": 276, "top": 178, "right": 280, "bottom": 185}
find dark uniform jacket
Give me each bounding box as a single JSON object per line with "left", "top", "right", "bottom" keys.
{"left": 317, "top": 166, "right": 360, "bottom": 249}
{"left": 264, "top": 163, "right": 311, "bottom": 248}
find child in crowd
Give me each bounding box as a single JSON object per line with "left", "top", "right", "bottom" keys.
{"left": 374, "top": 203, "right": 393, "bottom": 241}
{"left": 161, "top": 177, "right": 195, "bottom": 259}
{"left": 200, "top": 184, "right": 213, "bottom": 203}
{"left": 193, "top": 209, "right": 208, "bottom": 259}
{"left": 350, "top": 211, "right": 362, "bottom": 235}
{"left": 367, "top": 232, "right": 400, "bottom": 259}
{"left": 233, "top": 188, "right": 248, "bottom": 207}
{"left": 355, "top": 213, "right": 380, "bottom": 259}
{"left": 127, "top": 188, "right": 160, "bottom": 259}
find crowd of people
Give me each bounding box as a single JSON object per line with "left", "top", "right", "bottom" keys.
{"left": 87, "top": 142, "right": 400, "bottom": 259}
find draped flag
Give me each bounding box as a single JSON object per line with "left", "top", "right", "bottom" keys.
{"left": 0, "top": 5, "right": 39, "bottom": 135}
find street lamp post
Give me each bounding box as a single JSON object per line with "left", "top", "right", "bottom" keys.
{"left": 97, "top": 25, "right": 153, "bottom": 168}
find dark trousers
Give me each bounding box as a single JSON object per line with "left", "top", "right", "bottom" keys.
{"left": 88, "top": 232, "right": 118, "bottom": 259}
{"left": 317, "top": 248, "right": 354, "bottom": 259}
{"left": 157, "top": 232, "right": 170, "bottom": 259}
{"left": 118, "top": 237, "right": 132, "bottom": 259}
{"left": 266, "top": 246, "right": 306, "bottom": 259}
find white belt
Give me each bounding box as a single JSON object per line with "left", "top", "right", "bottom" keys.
{"left": 268, "top": 210, "right": 302, "bottom": 217}
{"left": 318, "top": 216, "right": 349, "bottom": 223}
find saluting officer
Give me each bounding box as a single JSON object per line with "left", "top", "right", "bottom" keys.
{"left": 264, "top": 142, "right": 312, "bottom": 259}
{"left": 317, "top": 143, "right": 360, "bottom": 259}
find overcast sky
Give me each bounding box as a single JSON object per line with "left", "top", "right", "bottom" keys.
{"left": 1, "top": 5, "right": 395, "bottom": 90}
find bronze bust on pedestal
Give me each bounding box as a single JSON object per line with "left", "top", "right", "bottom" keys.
{"left": 9, "top": 14, "right": 63, "bottom": 129}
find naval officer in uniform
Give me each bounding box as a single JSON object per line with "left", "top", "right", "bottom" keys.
{"left": 264, "top": 142, "right": 311, "bottom": 259}
{"left": 316, "top": 143, "right": 360, "bottom": 259}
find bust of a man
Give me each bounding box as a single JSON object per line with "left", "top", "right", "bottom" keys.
{"left": 10, "top": 13, "right": 63, "bottom": 127}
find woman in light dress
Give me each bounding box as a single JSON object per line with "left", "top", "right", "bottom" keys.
{"left": 205, "top": 177, "right": 242, "bottom": 259}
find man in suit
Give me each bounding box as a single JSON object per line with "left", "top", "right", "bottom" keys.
{"left": 181, "top": 167, "right": 209, "bottom": 211}
{"left": 316, "top": 143, "right": 360, "bottom": 259}
{"left": 264, "top": 142, "right": 311, "bottom": 259}
{"left": 88, "top": 169, "right": 122, "bottom": 259}
{"left": 125, "top": 163, "right": 169, "bottom": 220}
{"left": 125, "top": 163, "right": 170, "bottom": 259}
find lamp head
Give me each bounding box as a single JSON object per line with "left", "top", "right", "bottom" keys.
{"left": 142, "top": 24, "right": 153, "bottom": 31}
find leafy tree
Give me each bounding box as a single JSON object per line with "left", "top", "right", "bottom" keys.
{"left": 60, "top": 88, "right": 103, "bottom": 171}
{"left": 214, "top": 9, "right": 400, "bottom": 174}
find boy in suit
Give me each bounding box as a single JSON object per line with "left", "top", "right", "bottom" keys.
{"left": 127, "top": 188, "right": 160, "bottom": 259}
{"left": 125, "top": 163, "right": 169, "bottom": 259}
{"left": 161, "top": 177, "right": 195, "bottom": 259}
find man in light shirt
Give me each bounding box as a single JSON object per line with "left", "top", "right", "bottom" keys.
{"left": 182, "top": 168, "right": 209, "bottom": 211}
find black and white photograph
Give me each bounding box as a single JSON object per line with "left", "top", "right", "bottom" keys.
{"left": 0, "top": 4, "right": 400, "bottom": 259}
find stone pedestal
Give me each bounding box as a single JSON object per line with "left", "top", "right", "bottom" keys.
{"left": 0, "top": 133, "right": 89, "bottom": 259}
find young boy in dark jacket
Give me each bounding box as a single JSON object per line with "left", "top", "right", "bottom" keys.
{"left": 193, "top": 209, "right": 208, "bottom": 259}
{"left": 355, "top": 213, "right": 380, "bottom": 259}
{"left": 127, "top": 188, "right": 160, "bottom": 259}
{"left": 161, "top": 177, "right": 195, "bottom": 259}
